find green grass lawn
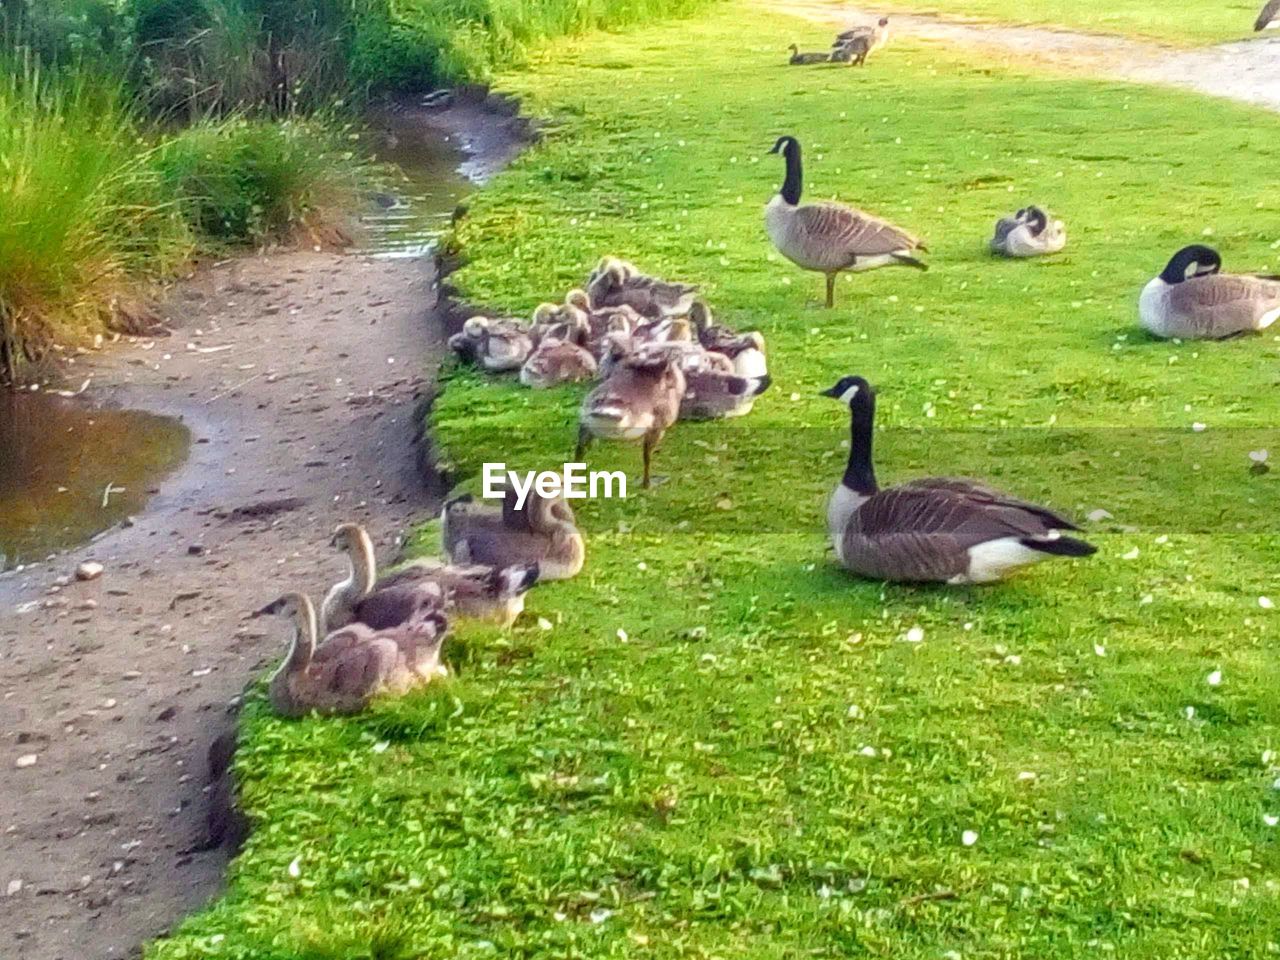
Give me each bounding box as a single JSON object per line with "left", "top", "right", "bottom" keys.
{"left": 149, "top": 7, "right": 1280, "bottom": 959}
{"left": 866, "top": 0, "right": 1262, "bottom": 45}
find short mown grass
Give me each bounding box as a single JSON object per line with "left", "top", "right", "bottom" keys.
{"left": 864, "top": 0, "right": 1260, "bottom": 45}
{"left": 149, "top": 7, "right": 1280, "bottom": 959}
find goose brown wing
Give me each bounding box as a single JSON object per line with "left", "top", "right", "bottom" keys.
{"left": 899, "top": 478, "right": 1081, "bottom": 531}
{"left": 795, "top": 202, "right": 922, "bottom": 258}
{"left": 1174, "top": 274, "right": 1280, "bottom": 310}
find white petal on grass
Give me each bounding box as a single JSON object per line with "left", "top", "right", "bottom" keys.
{"left": 1207, "top": 670, "right": 1223, "bottom": 687}
{"left": 904, "top": 626, "right": 925, "bottom": 644}
{"left": 1263, "top": 749, "right": 1276, "bottom": 766}
{"left": 1122, "top": 548, "right": 1141, "bottom": 561}
{"left": 961, "top": 830, "right": 979, "bottom": 847}
{"left": 1086, "top": 508, "right": 1113, "bottom": 522}
{"left": 589, "top": 908, "right": 613, "bottom": 924}
{"left": 1191, "top": 422, "right": 1207, "bottom": 433}
{"left": 858, "top": 745, "right": 878, "bottom": 758}
{"left": 1260, "top": 596, "right": 1275, "bottom": 610}
{"left": 1184, "top": 706, "right": 1197, "bottom": 720}
{"left": 1094, "top": 644, "right": 1107, "bottom": 657}
{"left": 1264, "top": 814, "right": 1279, "bottom": 828}
{"left": 371, "top": 741, "right": 389, "bottom": 754}
{"left": 287, "top": 857, "right": 301, "bottom": 879}
{"left": 1016, "top": 771, "right": 1037, "bottom": 782}
{"left": 616, "top": 628, "right": 629, "bottom": 643}
{"left": 537, "top": 617, "right": 553, "bottom": 632}
{"left": 1249, "top": 449, "right": 1269, "bottom": 464}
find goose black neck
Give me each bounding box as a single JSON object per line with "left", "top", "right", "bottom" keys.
{"left": 780, "top": 140, "right": 803, "bottom": 206}
{"left": 843, "top": 390, "right": 878, "bottom": 495}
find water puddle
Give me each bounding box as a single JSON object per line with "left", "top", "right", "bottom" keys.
{"left": 0, "top": 392, "right": 190, "bottom": 569}
{"left": 358, "top": 118, "right": 476, "bottom": 259}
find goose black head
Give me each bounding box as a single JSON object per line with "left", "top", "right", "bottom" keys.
{"left": 495, "top": 563, "right": 540, "bottom": 597}
{"left": 768, "top": 135, "right": 800, "bottom": 157}
{"left": 878, "top": 16, "right": 889, "bottom": 26}
{"left": 1024, "top": 205, "right": 1048, "bottom": 236}
{"left": 1160, "top": 245, "right": 1221, "bottom": 284}
{"left": 820, "top": 375, "right": 874, "bottom": 406}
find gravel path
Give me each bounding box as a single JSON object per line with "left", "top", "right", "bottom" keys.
{"left": 767, "top": 0, "right": 1280, "bottom": 113}
{"left": 0, "top": 99, "right": 524, "bottom": 960}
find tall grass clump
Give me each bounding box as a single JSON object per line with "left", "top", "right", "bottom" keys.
{"left": 154, "top": 115, "right": 370, "bottom": 247}
{"left": 0, "top": 64, "right": 190, "bottom": 381}
{"left": 385, "top": 0, "right": 722, "bottom": 86}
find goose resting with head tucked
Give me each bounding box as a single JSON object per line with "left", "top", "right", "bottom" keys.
{"left": 990, "top": 205, "right": 1066, "bottom": 258}
{"left": 442, "top": 488, "right": 585, "bottom": 581}
{"left": 260, "top": 592, "right": 447, "bottom": 718}
{"left": 1139, "top": 244, "right": 1280, "bottom": 339}
{"left": 765, "top": 136, "right": 927, "bottom": 307}
{"left": 586, "top": 258, "right": 698, "bottom": 320}
{"left": 823, "top": 376, "right": 1096, "bottom": 584}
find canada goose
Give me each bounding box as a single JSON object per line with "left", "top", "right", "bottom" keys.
{"left": 831, "top": 35, "right": 871, "bottom": 66}
{"left": 577, "top": 352, "right": 685, "bottom": 488}
{"left": 991, "top": 206, "right": 1066, "bottom": 258}
{"left": 320, "top": 521, "right": 377, "bottom": 634}
{"left": 586, "top": 257, "right": 698, "bottom": 319}
{"left": 364, "top": 559, "right": 540, "bottom": 629}
{"left": 1139, "top": 245, "right": 1280, "bottom": 339}
{"left": 520, "top": 337, "right": 599, "bottom": 388}
{"left": 260, "top": 592, "right": 446, "bottom": 718}
{"left": 788, "top": 43, "right": 831, "bottom": 65}
{"left": 765, "top": 135, "right": 927, "bottom": 308}
{"left": 689, "top": 301, "right": 768, "bottom": 378}
{"left": 441, "top": 488, "right": 585, "bottom": 580}
{"left": 822, "top": 375, "right": 1096, "bottom": 583}
{"left": 1256, "top": 0, "right": 1279, "bottom": 30}
{"left": 326, "top": 524, "right": 539, "bottom": 629}
{"left": 448, "top": 316, "right": 534, "bottom": 372}
{"left": 681, "top": 370, "right": 772, "bottom": 420}
{"left": 834, "top": 17, "right": 890, "bottom": 53}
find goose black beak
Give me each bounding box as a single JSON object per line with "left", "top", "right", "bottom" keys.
{"left": 819, "top": 385, "right": 841, "bottom": 398}
{"left": 253, "top": 598, "right": 284, "bottom": 618}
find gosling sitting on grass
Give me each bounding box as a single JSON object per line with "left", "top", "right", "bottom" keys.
{"left": 989, "top": 206, "right": 1066, "bottom": 258}
{"left": 788, "top": 43, "right": 830, "bottom": 65}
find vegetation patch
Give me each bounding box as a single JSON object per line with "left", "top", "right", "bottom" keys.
{"left": 149, "top": 7, "right": 1280, "bottom": 959}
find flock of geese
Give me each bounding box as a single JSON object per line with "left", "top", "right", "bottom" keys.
{"left": 789, "top": 18, "right": 892, "bottom": 67}
{"left": 254, "top": 16, "right": 1280, "bottom": 718}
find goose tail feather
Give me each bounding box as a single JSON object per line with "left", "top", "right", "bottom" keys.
{"left": 1021, "top": 535, "right": 1096, "bottom": 558}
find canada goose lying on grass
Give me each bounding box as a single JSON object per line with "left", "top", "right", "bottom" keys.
{"left": 990, "top": 206, "right": 1066, "bottom": 258}
{"left": 448, "top": 316, "right": 534, "bottom": 372}
{"left": 788, "top": 43, "right": 831, "bottom": 65}
{"left": 766, "top": 135, "right": 927, "bottom": 308}
{"left": 1256, "top": 0, "right": 1279, "bottom": 30}
{"left": 681, "top": 369, "right": 772, "bottom": 420}
{"left": 260, "top": 592, "right": 446, "bottom": 718}
{"left": 366, "top": 559, "right": 540, "bottom": 630}
{"left": 521, "top": 337, "right": 599, "bottom": 387}
{"left": 1139, "top": 245, "right": 1280, "bottom": 339}
{"left": 577, "top": 352, "right": 685, "bottom": 488}
{"left": 586, "top": 257, "right": 698, "bottom": 319}
{"left": 326, "top": 524, "right": 539, "bottom": 630}
{"left": 689, "top": 301, "right": 768, "bottom": 378}
{"left": 834, "top": 17, "right": 890, "bottom": 54}
{"left": 822, "top": 375, "right": 1096, "bottom": 584}
{"left": 442, "top": 488, "right": 585, "bottom": 580}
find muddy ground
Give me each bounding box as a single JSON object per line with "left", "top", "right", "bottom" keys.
{"left": 0, "top": 99, "right": 524, "bottom": 960}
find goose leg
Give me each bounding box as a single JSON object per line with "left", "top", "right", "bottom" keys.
{"left": 825, "top": 273, "right": 836, "bottom": 308}
{"left": 642, "top": 432, "right": 655, "bottom": 488}
{"left": 574, "top": 424, "right": 592, "bottom": 462}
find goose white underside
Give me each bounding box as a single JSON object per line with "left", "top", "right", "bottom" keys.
{"left": 847, "top": 252, "right": 909, "bottom": 272}
{"left": 732, "top": 348, "right": 768, "bottom": 379}
{"left": 1260, "top": 306, "right": 1280, "bottom": 329}
{"left": 947, "top": 536, "right": 1053, "bottom": 585}
{"left": 584, "top": 408, "right": 653, "bottom": 440}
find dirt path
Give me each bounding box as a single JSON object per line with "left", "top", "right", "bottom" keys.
{"left": 766, "top": 0, "right": 1280, "bottom": 112}
{"left": 0, "top": 100, "right": 522, "bottom": 960}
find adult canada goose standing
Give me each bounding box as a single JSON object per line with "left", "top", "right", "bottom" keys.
{"left": 577, "top": 352, "right": 685, "bottom": 487}
{"left": 990, "top": 206, "right": 1066, "bottom": 258}
{"left": 788, "top": 43, "right": 831, "bottom": 65}
{"left": 831, "top": 35, "right": 871, "bottom": 66}
{"left": 260, "top": 592, "right": 446, "bottom": 718}
{"left": 834, "top": 17, "right": 891, "bottom": 54}
{"left": 765, "top": 136, "right": 927, "bottom": 307}
{"left": 822, "top": 375, "right": 1096, "bottom": 584}
{"left": 1256, "top": 0, "right": 1279, "bottom": 30}
{"left": 1139, "top": 245, "right": 1280, "bottom": 339}
{"left": 442, "top": 488, "right": 586, "bottom": 580}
